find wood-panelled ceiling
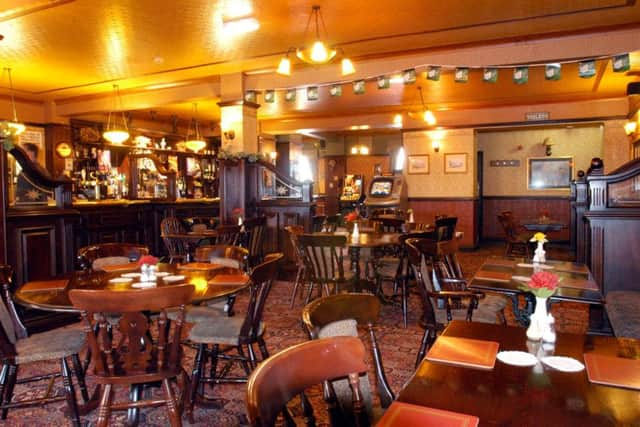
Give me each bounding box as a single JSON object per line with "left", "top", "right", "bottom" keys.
{"left": 0, "top": 0, "right": 639, "bottom": 127}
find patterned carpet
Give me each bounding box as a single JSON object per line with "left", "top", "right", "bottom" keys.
{"left": 5, "top": 242, "right": 587, "bottom": 426}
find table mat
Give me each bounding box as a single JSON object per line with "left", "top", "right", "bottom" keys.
{"left": 178, "top": 262, "right": 224, "bottom": 271}
{"left": 559, "top": 277, "right": 599, "bottom": 291}
{"left": 209, "top": 273, "right": 250, "bottom": 285}
{"left": 101, "top": 263, "right": 139, "bottom": 273}
{"left": 376, "top": 401, "right": 479, "bottom": 427}
{"left": 425, "top": 336, "right": 499, "bottom": 370}
{"left": 584, "top": 353, "right": 640, "bottom": 390}
{"left": 473, "top": 270, "right": 512, "bottom": 283}
{"left": 483, "top": 258, "right": 518, "bottom": 268}
{"left": 21, "top": 279, "right": 69, "bottom": 293}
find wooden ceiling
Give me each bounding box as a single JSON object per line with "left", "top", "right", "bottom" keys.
{"left": 0, "top": 0, "right": 639, "bottom": 129}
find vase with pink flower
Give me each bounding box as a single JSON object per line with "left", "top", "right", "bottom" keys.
{"left": 519, "top": 271, "right": 560, "bottom": 341}
{"left": 138, "top": 255, "right": 159, "bottom": 282}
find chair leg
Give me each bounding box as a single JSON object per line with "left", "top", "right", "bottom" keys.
{"left": 71, "top": 353, "right": 90, "bottom": 403}
{"left": 289, "top": 266, "right": 303, "bottom": 308}
{"left": 247, "top": 344, "right": 258, "bottom": 369}
{"left": 257, "top": 337, "right": 269, "bottom": 360}
{"left": 61, "top": 357, "right": 82, "bottom": 427}
{"left": 96, "top": 384, "right": 113, "bottom": 427}
{"left": 402, "top": 279, "right": 409, "bottom": 328}
{"left": 208, "top": 344, "right": 219, "bottom": 390}
{"left": 1, "top": 364, "right": 17, "bottom": 420}
{"left": 162, "top": 378, "right": 182, "bottom": 427}
{"left": 415, "top": 328, "right": 436, "bottom": 368}
{"left": 186, "top": 344, "right": 206, "bottom": 424}
{"left": 0, "top": 364, "right": 9, "bottom": 419}
{"left": 236, "top": 345, "right": 253, "bottom": 375}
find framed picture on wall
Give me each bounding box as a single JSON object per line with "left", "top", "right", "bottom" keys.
{"left": 444, "top": 153, "right": 468, "bottom": 174}
{"left": 527, "top": 157, "right": 573, "bottom": 189}
{"left": 407, "top": 155, "right": 429, "bottom": 174}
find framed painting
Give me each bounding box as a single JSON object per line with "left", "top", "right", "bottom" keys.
{"left": 528, "top": 157, "right": 573, "bottom": 190}
{"left": 407, "top": 155, "right": 429, "bottom": 174}
{"left": 444, "top": 153, "right": 468, "bottom": 174}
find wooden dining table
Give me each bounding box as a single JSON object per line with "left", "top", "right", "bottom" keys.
{"left": 15, "top": 262, "right": 249, "bottom": 313}
{"left": 331, "top": 231, "right": 402, "bottom": 281}
{"left": 470, "top": 256, "right": 604, "bottom": 328}
{"left": 393, "top": 320, "right": 640, "bottom": 426}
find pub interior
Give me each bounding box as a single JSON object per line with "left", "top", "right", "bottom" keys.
{"left": 0, "top": 1, "right": 640, "bottom": 426}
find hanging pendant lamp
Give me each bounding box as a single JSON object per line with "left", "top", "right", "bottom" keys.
{"left": 103, "top": 84, "right": 130, "bottom": 144}
{"left": 4, "top": 68, "right": 25, "bottom": 135}
{"left": 185, "top": 103, "right": 207, "bottom": 153}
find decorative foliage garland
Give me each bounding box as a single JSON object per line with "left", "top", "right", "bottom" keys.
{"left": 217, "top": 149, "right": 266, "bottom": 163}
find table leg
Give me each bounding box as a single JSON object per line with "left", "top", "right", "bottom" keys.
{"left": 349, "top": 246, "right": 361, "bottom": 281}
{"left": 509, "top": 293, "right": 535, "bottom": 327}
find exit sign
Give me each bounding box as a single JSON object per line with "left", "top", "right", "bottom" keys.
{"left": 525, "top": 112, "right": 550, "bottom": 121}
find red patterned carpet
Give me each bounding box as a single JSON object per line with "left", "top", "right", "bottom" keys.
{"left": 5, "top": 242, "right": 587, "bottom": 426}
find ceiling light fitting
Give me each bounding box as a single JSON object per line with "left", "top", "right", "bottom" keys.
{"left": 350, "top": 145, "right": 370, "bottom": 155}
{"left": 3, "top": 67, "right": 25, "bottom": 135}
{"left": 222, "top": 15, "right": 260, "bottom": 36}
{"left": 185, "top": 103, "right": 207, "bottom": 153}
{"left": 103, "top": 84, "right": 130, "bottom": 144}
{"left": 277, "top": 6, "right": 355, "bottom": 76}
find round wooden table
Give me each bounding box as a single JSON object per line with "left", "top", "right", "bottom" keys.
{"left": 15, "top": 262, "right": 249, "bottom": 313}
{"left": 342, "top": 231, "right": 402, "bottom": 280}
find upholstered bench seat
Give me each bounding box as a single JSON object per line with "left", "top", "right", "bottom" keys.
{"left": 605, "top": 291, "right": 640, "bottom": 339}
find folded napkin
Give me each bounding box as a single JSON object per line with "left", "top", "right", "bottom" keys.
{"left": 21, "top": 279, "right": 68, "bottom": 293}
{"left": 376, "top": 402, "right": 479, "bottom": 427}
{"left": 584, "top": 353, "right": 640, "bottom": 390}
{"left": 425, "top": 336, "right": 500, "bottom": 370}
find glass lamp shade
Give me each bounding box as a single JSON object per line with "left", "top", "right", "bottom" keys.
{"left": 624, "top": 121, "right": 637, "bottom": 135}
{"left": 296, "top": 41, "right": 336, "bottom": 64}
{"left": 7, "top": 121, "right": 25, "bottom": 135}
{"left": 341, "top": 58, "right": 355, "bottom": 76}
{"left": 423, "top": 109, "right": 437, "bottom": 126}
{"left": 185, "top": 139, "right": 207, "bottom": 153}
{"left": 103, "top": 128, "right": 130, "bottom": 144}
{"left": 277, "top": 57, "right": 291, "bottom": 75}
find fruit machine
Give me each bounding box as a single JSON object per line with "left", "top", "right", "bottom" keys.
{"left": 363, "top": 173, "right": 407, "bottom": 217}
{"left": 338, "top": 174, "right": 365, "bottom": 215}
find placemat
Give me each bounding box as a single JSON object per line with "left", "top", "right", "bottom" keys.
{"left": 178, "top": 262, "right": 224, "bottom": 271}
{"left": 21, "top": 279, "right": 69, "bottom": 293}
{"left": 473, "top": 270, "right": 512, "bottom": 283}
{"left": 376, "top": 402, "right": 479, "bottom": 427}
{"left": 209, "top": 273, "right": 250, "bottom": 285}
{"left": 584, "top": 353, "right": 640, "bottom": 390}
{"left": 425, "top": 336, "right": 499, "bottom": 370}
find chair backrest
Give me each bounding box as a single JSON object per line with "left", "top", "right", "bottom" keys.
{"left": 433, "top": 216, "right": 457, "bottom": 241}
{"left": 246, "top": 336, "right": 369, "bottom": 427}
{"left": 297, "top": 234, "right": 347, "bottom": 284}
{"left": 160, "top": 216, "right": 189, "bottom": 261}
{"left": 194, "top": 244, "right": 248, "bottom": 269}
{"left": 242, "top": 216, "right": 267, "bottom": 266}
{"left": 497, "top": 213, "right": 520, "bottom": 241}
{"left": 239, "top": 253, "right": 283, "bottom": 341}
{"left": 214, "top": 224, "right": 242, "bottom": 246}
{"left": 69, "top": 284, "right": 194, "bottom": 379}
{"left": 371, "top": 217, "right": 405, "bottom": 233}
{"left": 284, "top": 225, "right": 305, "bottom": 266}
{"left": 0, "top": 265, "right": 21, "bottom": 360}
{"left": 370, "top": 208, "right": 405, "bottom": 219}
{"left": 405, "top": 237, "right": 440, "bottom": 326}
{"left": 183, "top": 216, "right": 218, "bottom": 230}
{"left": 323, "top": 214, "right": 342, "bottom": 232}
{"left": 311, "top": 215, "right": 327, "bottom": 232}
{"left": 77, "top": 243, "right": 150, "bottom": 271}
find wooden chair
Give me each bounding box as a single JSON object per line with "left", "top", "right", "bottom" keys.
{"left": 69, "top": 284, "right": 195, "bottom": 427}
{"left": 213, "top": 224, "right": 242, "bottom": 246}
{"left": 161, "top": 216, "right": 189, "bottom": 263}
{"left": 194, "top": 244, "right": 248, "bottom": 269}
{"left": 241, "top": 216, "right": 268, "bottom": 267}
{"left": 185, "top": 253, "right": 283, "bottom": 422}
{"left": 497, "top": 211, "right": 530, "bottom": 257}
{"left": 0, "top": 265, "right": 89, "bottom": 426}
{"left": 302, "top": 293, "right": 394, "bottom": 418}
{"left": 297, "top": 234, "right": 355, "bottom": 304}
{"left": 406, "top": 237, "right": 507, "bottom": 366}
{"left": 246, "top": 336, "right": 370, "bottom": 427}
{"left": 433, "top": 216, "right": 458, "bottom": 241}
{"left": 285, "top": 225, "right": 308, "bottom": 308}
{"left": 76, "top": 242, "right": 149, "bottom": 271}
{"left": 311, "top": 215, "right": 327, "bottom": 232}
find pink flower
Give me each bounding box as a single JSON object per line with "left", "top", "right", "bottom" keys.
{"left": 521, "top": 271, "right": 560, "bottom": 298}
{"left": 138, "top": 255, "right": 159, "bottom": 266}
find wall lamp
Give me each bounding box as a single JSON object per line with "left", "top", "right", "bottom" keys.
{"left": 223, "top": 130, "right": 236, "bottom": 141}
{"left": 432, "top": 140, "right": 441, "bottom": 152}
{"left": 542, "top": 137, "right": 554, "bottom": 156}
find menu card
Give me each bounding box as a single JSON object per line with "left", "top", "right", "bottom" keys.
{"left": 426, "top": 336, "right": 500, "bottom": 370}
{"left": 584, "top": 353, "right": 640, "bottom": 390}
{"left": 21, "top": 279, "right": 68, "bottom": 293}
{"left": 376, "top": 402, "right": 479, "bottom": 427}
{"left": 178, "top": 262, "right": 224, "bottom": 271}
{"left": 209, "top": 273, "right": 250, "bottom": 285}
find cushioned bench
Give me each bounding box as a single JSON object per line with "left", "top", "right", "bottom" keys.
{"left": 605, "top": 291, "right": 640, "bottom": 339}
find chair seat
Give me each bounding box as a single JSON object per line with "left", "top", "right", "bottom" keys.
{"left": 188, "top": 316, "right": 265, "bottom": 345}
{"left": 167, "top": 304, "right": 226, "bottom": 323}
{"left": 15, "top": 325, "right": 86, "bottom": 364}
{"left": 605, "top": 291, "right": 640, "bottom": 339}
